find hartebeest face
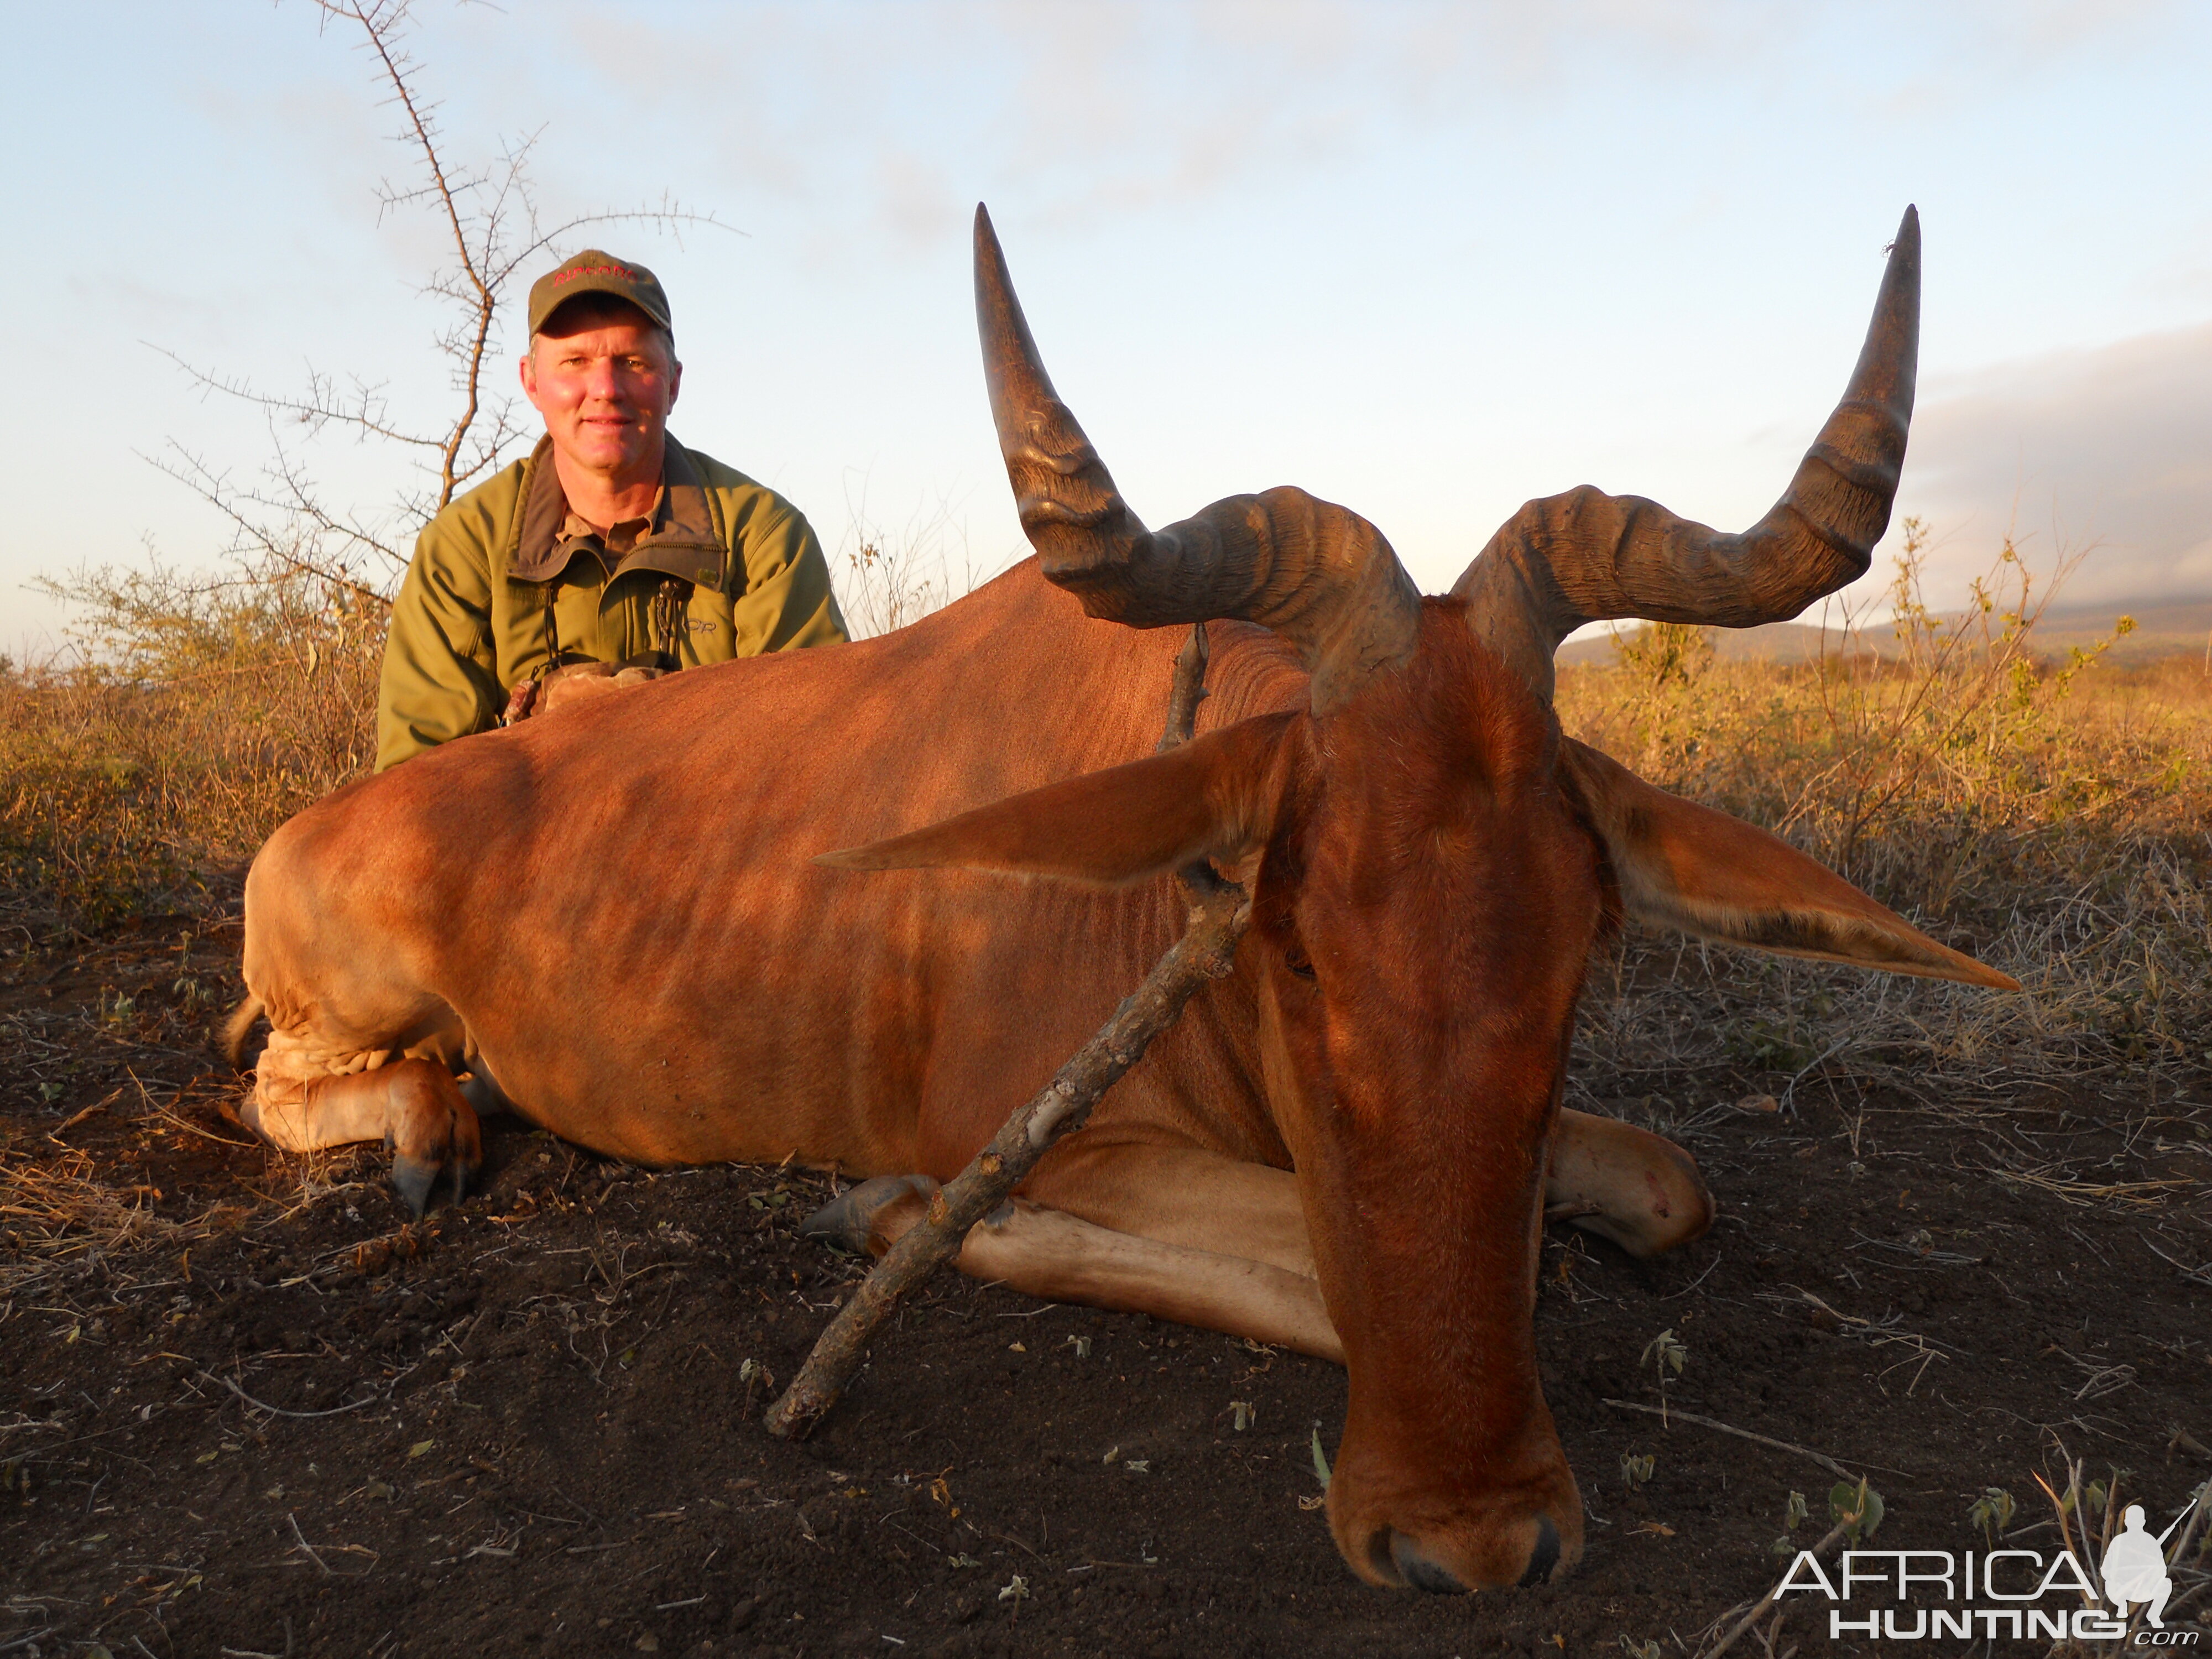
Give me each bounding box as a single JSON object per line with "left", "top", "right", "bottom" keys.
{"left": 1248, "top": 612, "right": 1600, "bottom": 1590}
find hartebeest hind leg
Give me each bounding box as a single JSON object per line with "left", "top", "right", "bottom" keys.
{"left": 1544, "top": 1109, "right": 1713, "bottom": 1258}
{"left": 239, "top": 1050, "right": 482, "bottom": 1218}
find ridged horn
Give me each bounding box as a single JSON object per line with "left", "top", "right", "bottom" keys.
{"left": 1453, "top": 206, "right": 1922, "bottom": 701}
{"left": 975, "top": 204, "right": 1423, "bottom": 715}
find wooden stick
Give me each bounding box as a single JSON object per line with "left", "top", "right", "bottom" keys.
{"left": 766, "top": 628, "right": 1241, "bottom": 1441}
{"left": 1599, "top": 1399, "right": 1916, "bottom": 1481}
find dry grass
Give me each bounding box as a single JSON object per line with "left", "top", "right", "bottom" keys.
{"left": 1559, "top": 543, "right": 2212, "bottom": 1187}
{"left": 2, "top": 564, "right": 383, "bottom": 936}
{"left": 0, "top": 563, "right": 386, "bottom": 1308}
{"left": 0, "top": 1145, "right": 200, "bottom": 1307}
{"left": 0, "top": 524, "right": 979, "bottom": 937}
{"left": 0, "top": 1071, "right": 394, "bottom": 1317}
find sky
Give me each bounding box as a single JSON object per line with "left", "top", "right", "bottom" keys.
{"left": 7, "top": 0, "right": 2210, "bottom": 659}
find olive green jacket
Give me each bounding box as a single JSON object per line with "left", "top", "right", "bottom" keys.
{"left": 375, "top": 435, "right": 848, "bottom": 770}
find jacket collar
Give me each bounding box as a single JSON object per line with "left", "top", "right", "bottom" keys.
{"left": 509, "top": 434, "right": 723, "bottom": 587}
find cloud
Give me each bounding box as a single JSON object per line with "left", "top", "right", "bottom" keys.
{"left": 1904, "top": 320, "right": 2212, "bottom": 603}
{"left": 528, "top": 0, "right": 1834, "bottom": 259}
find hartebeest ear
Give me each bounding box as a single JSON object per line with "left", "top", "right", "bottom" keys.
{"left": 818, "top": 714, "right": 1296, "bottom": 888}
{"left": 1559, "top": 739, "right": 2018, "bottom": 989}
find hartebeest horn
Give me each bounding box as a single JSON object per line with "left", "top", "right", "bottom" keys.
{"left": 974, "top": 204, "right": 1423, "bottom": 715}
{"left": 1453, "top": 206, "right": 1922, "bottom": 701}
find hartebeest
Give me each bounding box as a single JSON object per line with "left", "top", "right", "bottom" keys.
{"left": 226, "top": 204, "right": 2012, "bottom": 1594}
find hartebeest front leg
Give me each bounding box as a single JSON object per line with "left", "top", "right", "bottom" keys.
{"left": 241, "top": 1052, "right": 482, "bottom": 1218}
{"left": 800, "top": 1119, "right": 1707, "bottom": 1361}
{"left": 1017, "top": 1124, "right": 1709, "bottom": 1266}
{"left": 803, "top": 1166, "right": 1343, "bottom": 1361}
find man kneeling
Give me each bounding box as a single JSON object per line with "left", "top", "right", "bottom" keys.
{"left": 376, "top": 248, "right": 847, "bottom": 769}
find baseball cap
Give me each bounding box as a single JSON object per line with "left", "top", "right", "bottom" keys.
{"left": 526, "top": 250, "right": 674, "bottom": 338}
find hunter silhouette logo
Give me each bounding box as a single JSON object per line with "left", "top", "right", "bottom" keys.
{"left": 2105, "top": 1495, "right": 2199, "bottom": 1630}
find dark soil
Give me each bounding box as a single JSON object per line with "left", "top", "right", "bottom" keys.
{"left": 4, "top": 914, "right": 2210, "bottom": 1658}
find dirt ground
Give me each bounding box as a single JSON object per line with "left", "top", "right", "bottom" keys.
{"left": 5, "top": 911, "right": 2210, "bottom": 1658}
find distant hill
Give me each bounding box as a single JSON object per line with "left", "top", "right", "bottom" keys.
{"left": 1558, "top": 621, "right": 1859, "bottom": 666}
{"left": 1560, "top": 597, "right": 2212, "bottom": 669}
{"left": 2031, "top": 598, "right": 2212, "bottom": 667}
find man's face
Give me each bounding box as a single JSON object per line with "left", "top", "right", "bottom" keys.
{"left": 520, "top": 315, "right": 682, "bottom": 479}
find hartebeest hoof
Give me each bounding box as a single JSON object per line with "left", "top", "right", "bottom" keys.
{"left": 392, "top": 1156, "right": 441, "bottom": 1219}
{"left": 239, "top": 1053, "right": 481, "bottom": 1217}
{"left": 800, "top": 1173, "right": 938, "bottom": 1255}
{"left": 382, "top": 1058, "right": 482, "bottom": 1219}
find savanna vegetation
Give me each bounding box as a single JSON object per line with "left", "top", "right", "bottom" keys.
{"left": 9, "top": 517, "right": 2207, "bottom": 1111}
{"left": 1560, "top": 532, "right": 2212, "bottom": 1154}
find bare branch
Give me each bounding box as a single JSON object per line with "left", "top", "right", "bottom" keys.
{"left": 147, "top": 346, "right": 446, "bottom": 454}
{"left": 318, "top": 0, "right": 736, "bottom": 515}
{"left": 319, "top": 0, "right": 493, "bottom": 510}
{"left": 141, "top": 440, "right": 395, "bottom": 612}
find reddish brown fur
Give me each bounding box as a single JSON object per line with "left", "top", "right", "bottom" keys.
{"left": 1241, "top": 613, "right": 1599, "bottom": 1585}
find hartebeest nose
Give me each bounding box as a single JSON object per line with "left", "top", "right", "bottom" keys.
{"left": 1380, "top": 1515, "right": 1563, "bottom": 1595}
{"left": 1385, "top": 1530, "right": 1466, "bottom": 1594}
{"left": 1518, "top": 1516, "right": 1563, "bottom": 1586}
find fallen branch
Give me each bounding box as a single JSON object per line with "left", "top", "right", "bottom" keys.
{"left": 201, "top": 1370, "right": 373, "bottom": 1421}
{"left": 767, "top": 629, "right": 1239, "bottom": 1441}
{"left": 1600, "top": 1399, "right": 1916, "bottom": 1481}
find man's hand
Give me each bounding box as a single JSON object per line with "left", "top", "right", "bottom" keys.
{"left": 504, "top": 662, "right": 667, "bottom": 726}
